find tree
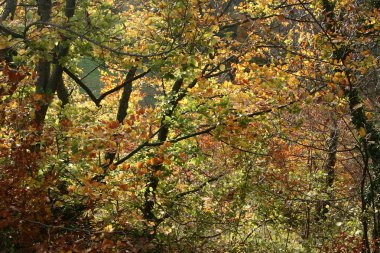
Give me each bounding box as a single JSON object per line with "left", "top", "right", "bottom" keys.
{"left": 0, "top": 0, "right": 379, "bottom": 252}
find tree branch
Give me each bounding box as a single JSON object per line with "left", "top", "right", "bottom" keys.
{"left": 0, "top": 24, "right": 24, "bottom": 38}
{"left": 62, "top": 67, "right": 100, "bottom": 106}
{"left": 97, "top": 69, "right": 150, "bottom": 102}
{"left": 114, "top": 126, "right": 163, "bottom": 166}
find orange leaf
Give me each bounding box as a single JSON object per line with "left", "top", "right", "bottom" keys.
{"left": 107, "top": 121, "right": 120, "bottom": 129}
{"left": 136, "top": 161, "right": 144, "bottom": 169}
{"left": 122, "top": 164, "right": 130, "bottom": 170}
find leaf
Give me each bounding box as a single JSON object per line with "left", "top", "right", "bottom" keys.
{"left": 109, "top": 163, "right": 116, "bottom": 171}
{"left": 219, "top": 64, "right": 226, "bottom": 71}
{"left": 104, "top": 224, "right": 114, "bottom": 232}
{"left": 323, "top": 93, "right": 335, "bottom": 103}
{"left": 366, "top": 112, "right": 373, "bottom": 120}
{"left": 359, "top": 127, "right": 366, "bottom": 138}
{"left": 136, "top": 161, "right": 144, "bottom": 169}
{"left": 122, "top": 164, "right": 130, "bottom": 170}
{"left": 277, "top": 14, "right": 285, "bottom": 21}
{"left": 107, "top": 121, "right": 120, "bottom": 129}
{"left": 353, "top": 103, "right": 363, "bottom": 110}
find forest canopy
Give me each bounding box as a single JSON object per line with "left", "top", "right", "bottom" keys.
{"left": 0, "top": 0, "right": 379, "bottom": 252}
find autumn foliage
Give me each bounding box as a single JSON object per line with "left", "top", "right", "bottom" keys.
{"left": 0, "top": 0, "right": 380, "bottom": 252}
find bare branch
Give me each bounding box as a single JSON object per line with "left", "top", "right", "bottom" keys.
{"left": 62, "top": 67, "right": 100, "bottom": 106}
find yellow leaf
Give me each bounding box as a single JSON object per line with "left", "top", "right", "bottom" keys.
{"left": 104, "top": 224, "right": 114, "bottom": 232}
{"left": 359, "top": 127, "right": 366, "bottom": 138}
{"left": 219, "top": 64, "right": 226, "bottom": 71}
{"left": 366, "top": 112, "right": 373, "bottom": 120}
{"left": 30, "top": 111, "right": 35, "bottom": 119}
{"left": 0, "top": 38, "right": 8, "bottom": 50}
{"left": 144, "top": 19, "right": 151, "bottom": 26}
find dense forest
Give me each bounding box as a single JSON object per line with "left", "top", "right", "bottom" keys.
{"left": 0, "top": 0, "right": 379, "bottom": 252}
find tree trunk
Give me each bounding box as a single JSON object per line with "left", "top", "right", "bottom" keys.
{"left": 316, "top": 119, "right": 338, "bottom": 221}
{"left": 143, "top": 78, "right": 183, "bottom": 238}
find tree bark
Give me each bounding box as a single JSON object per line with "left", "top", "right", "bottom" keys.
{"left": 65, "top": 0, "right": 76, "bottom": 18}
{"left": 1, "top": 0, "right": 17, "bottom": 21}
{"left": 104, "top": 68, "right": 137, "bottom": 167}
{"left": 316, "top": 119, "right": 338, "bottom": 221}
{"left": 34, "top": 0, "right": 75, "bottom": 129}
{"left": 117, "top": 67, "right": 137, "bottom": 123}
{"left": 37, "top": 0, "right": 52, "bottom": 22}
{"left": 56, "top": 77, "right": 69, "bottom": 107}
{"left": 348, "top": 87, "right": 380, "bottom": 252}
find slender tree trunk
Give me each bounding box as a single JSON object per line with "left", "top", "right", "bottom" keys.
{"left": 1, "top": 0, "right": 17, "bottom": 21}
{"left": 361, "top": 146, "right": 371, "bottom": 253}
{"left": 34, "top": 61, "right": 51, "bottom": 130}
{"left": 117, "top": 67, "right": 137, "bottom": 123}
{"left": 348, "top": 87, "right": 380, "bottom": 251}
{"left": 34, "top": 0, "right": 76, "bottom": 130}
{"left": 56, "top": 77, "right": 69, "bottom": 107}
{"left": 101, "top": 68, "right": 137, "bottom": 173}
{"left": 143, "top": 78, "right": 183, "bottom": 238}
{"left": 320, "top": 0, "right": 379, "bottom": 250}
{"left": 37, "top": 0, "right": 52, "bottom": 22}
{"left": 316, "top": 119, "right": 338, "bottom": 221}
